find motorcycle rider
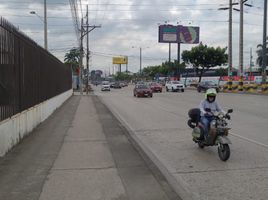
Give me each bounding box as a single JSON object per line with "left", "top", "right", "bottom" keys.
{"left": 199, "top": 88, "right": 225, "bottom": 140}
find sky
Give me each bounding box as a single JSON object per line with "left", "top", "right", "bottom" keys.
{"left": 0, "top": 0, "right": 265, "bottom": 74}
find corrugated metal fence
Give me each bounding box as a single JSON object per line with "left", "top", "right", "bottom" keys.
{"left": 0, "top": 17, "right": 71, "bottom": 122}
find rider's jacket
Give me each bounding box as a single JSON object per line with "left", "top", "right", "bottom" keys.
{"left": 199, "top": 100, "right": 224, "bottom": 117}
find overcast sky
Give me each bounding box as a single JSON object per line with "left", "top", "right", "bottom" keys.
{"left": 0, "top": 0, "right": 265, "bottom": 74}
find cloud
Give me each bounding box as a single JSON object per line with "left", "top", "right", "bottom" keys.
{"left": 0, "top": 0, "right": 265, "bottom": 72}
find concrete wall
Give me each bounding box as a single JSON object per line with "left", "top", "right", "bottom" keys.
{"left": 0, "top": 89, "right": 73, "bottom": 157}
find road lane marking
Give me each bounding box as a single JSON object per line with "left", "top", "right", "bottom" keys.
{"left": 231, "top": 132, "right": 268, "bottom": 149}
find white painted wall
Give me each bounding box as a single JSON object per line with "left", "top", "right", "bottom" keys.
{"left": 0, "top": 89, "right": 73, "bottom": 157}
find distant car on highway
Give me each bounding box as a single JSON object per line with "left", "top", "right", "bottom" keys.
{"left": 197, "top": 81, "right": 219, "bottom": 93}
{"left": 113, "top": 82, "right": 122, "bottom": 89}
{"left": 133, "top": 84, "right": 153, "bottom": 98}
{"left": 165, "top": 81, "right": 185, "bottom": 92}
{"left": 101, "top": 81, "right": 110, "bottom": 91}
{"left": 149, "top": 82, "right": 162, "bottom": 93}
{"left": 110, "top": 82, "right": 115, "bottom": 88}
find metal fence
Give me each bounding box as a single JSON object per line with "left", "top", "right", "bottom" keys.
{"left": 0, "top": 17, "right": 71, "bottom": 122}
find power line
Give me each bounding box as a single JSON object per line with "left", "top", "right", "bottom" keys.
{"left": 69, "top": 0, "right": 80, "bottom": 42}
{"left": 0, "top": 1, "right": 229, "bottom": 7}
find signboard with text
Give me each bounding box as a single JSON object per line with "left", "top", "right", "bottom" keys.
{"left": 158, "top": 25, "right": 179, "bottom": 43}
{"left": 112, "top": 56, "right": 128, "bottom": 64}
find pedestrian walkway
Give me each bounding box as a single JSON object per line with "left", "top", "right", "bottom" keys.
{"left": 0, "top": 94, "right": 181, "bottom": 200}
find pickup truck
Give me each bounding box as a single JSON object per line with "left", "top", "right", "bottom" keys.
{"left": 165, "top": 81, "right": 185, "bottom": 92}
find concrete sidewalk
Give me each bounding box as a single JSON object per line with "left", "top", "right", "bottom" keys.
{"left": 37, "top": 94, "right": 180, "bottom": 200}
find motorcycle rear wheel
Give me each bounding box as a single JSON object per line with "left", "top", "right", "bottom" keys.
{"left": 218, "top": 144, "right": 230, "bottom": 161}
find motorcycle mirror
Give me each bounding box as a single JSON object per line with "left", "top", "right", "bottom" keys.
{"left": 205, "top": 108, "right": 211, "bottom": 112}
{"left": 227, "top": 109, "right": 233, "bottom": 113}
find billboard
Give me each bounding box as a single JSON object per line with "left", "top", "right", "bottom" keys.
{"left": 158, "top": 25, "right": 200, "bottom": 44}
{"left": 112, "top": 56, "right": 128, "bottom": 64}
{"left": 158, "top": 25, "right": 179, "bottom": 43}
{"left": 178, "top": 26, "right": 200, "bottom": 44}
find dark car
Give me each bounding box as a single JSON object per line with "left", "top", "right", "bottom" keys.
{"left": 197, "top": 81, "right": 220, "bottom": 93}
{"left": 110, "top": 82, "right": 115, "bottom": 88}
{"left": 149, "top": 82, "right": 162, "bottom": 93}
{"left": 113, "top": 82, "right": 122, "bottom": 89}
{"left": 133, "top": 84, "right": 153, "bottom": 98}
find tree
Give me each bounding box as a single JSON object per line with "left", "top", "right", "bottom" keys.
{"left": 142, "top": 61, "right": 185, "bottom": 79}
{"left": 64, "top": 47, "right": 81, "bottom": 74}
{"left": 181, "top": 43, "right": 228, "bottom": 82}
{"left": 256, "top": 43, "right": 268, "bottom": 68}
{"left": 113, "top": 72, "right": 132, "bottom": 81}
{"left": 215, "top": 67, "right": 228, "bottom": 84}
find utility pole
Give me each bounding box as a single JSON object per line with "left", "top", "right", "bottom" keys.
{"left": 238, "top": 0, "right": 245, "bottom": 91}
{"left": 228, "top": 0, "right": 233, "bottom": 90}
{"left": 77, "top": 7, "right": 101, "bottom": 94}
{"left": 44, "top": 0, "right": 47, "bottom": 50}
{"left": 262, "top": 0, "right": 267, "bottom": 86}
{"left": 79, "top": 18, "right": 84, "bottom": 95}
{"left": 250, "top": 47, "right": 253, "bottom": 78}
{"left": 219, "top": 1, "right": 239, "bottom": 91}
{"left": 86, "top": 5, "right": 89, "bottom": 94}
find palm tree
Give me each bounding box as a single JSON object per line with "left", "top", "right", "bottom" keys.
{"left": 256, "top": 37, "right": 268, "bottom": 68}
{"left": 64, "top": 47, "right": 81, "bottom": 73}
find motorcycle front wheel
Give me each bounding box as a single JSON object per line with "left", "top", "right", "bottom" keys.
{"left": 218, "top": 144, "right": 230, "bottom": 161}
{"left": 198, "top": 142, "right": 205, "bottom": 149}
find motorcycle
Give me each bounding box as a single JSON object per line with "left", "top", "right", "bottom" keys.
{"left": 187, "top": 108, "right": 233, "bottom": 161}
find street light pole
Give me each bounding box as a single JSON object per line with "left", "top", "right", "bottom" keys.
{"left": 44, "top": 0, "right": 47, "bottom": 50}
{"left": 140, "top": 47, "right": 142, "bottom": 75}
{"left": 132, "top": 46, "right": 149, "bottom": 77}
{"left": 30, "top": 0, "right": 47, "bottom": 50}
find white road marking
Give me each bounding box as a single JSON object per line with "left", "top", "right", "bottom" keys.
{"left": 231, "top": 132, "right": 268, "bottom": 149}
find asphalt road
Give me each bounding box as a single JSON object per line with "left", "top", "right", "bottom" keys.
{"left": 94, "top": 85, "right": 268, "bottom": 200}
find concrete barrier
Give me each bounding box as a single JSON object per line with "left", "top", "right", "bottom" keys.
{"left": 0, "top": 89, "right": 73, "bottom": 157}
{"left": 261, "top": 83, "right": 268, "bottom": 94}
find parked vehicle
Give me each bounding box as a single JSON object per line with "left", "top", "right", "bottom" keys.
{"left": 165, "top": 81, "right": 185, "bottom": 92}
{"left": 133, "top": 84, "right": 153, "bottom": 98}
{"left": 149, "top": 82, "right": 162, "bottom": 93}
{"left": 120, "top": 82, "right": 128, "bottom": 87}
{"left": 113, "top": 82, "right": 122, "bottom": 89}
{"left": 101, "top": 81, "right": 110, "bottom": 91}
{"left": 187, "top": 108, "right": 233, "bottom": 161}
{"left": 110, "top": 82, "right": 115, "bottom": 88}
{"left": 197, "top": 81, "right": 220, "bottom": 93}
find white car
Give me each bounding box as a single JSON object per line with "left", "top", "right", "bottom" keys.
{"left": 165, "top": 81, "right": 185, "bottom": 92}
{"left": 101, "top": 81, "right": 111, "bottom": 91}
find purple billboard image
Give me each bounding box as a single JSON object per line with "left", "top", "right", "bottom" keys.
{"left": 178, "top": 26, "right": 200, "bottom": 44}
